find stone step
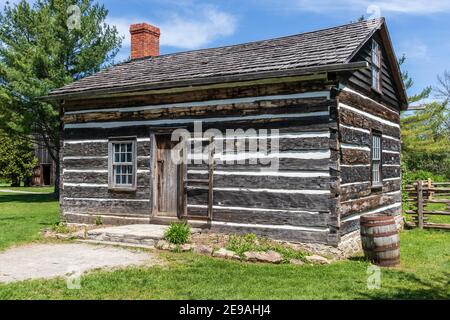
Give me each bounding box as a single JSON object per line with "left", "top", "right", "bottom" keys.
{"left": 73, "top": 224, "right": 201, "bottom": 247}
{"left": 76, "top": 239, "right": 154, "bottom": 250}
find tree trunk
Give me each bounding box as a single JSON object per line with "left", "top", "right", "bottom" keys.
{"left": 24, "top": 177, "right": 32, "bottom": 187}
{"left": 11, "top": 175, "right": 20, "bottom": 187}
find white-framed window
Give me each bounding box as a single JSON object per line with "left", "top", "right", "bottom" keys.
{"left": 371, "top": 40, "right": 382, "bottom": 92}
{"left": 108, "top": 139, "right": 137, "bottom": 190}
{"left": 371, "top": 133, "right": 382, "bottom": 186}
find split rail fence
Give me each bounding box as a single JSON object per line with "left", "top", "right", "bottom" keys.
{"left": 403, "top": 179, "right": 450, "bottom": 230}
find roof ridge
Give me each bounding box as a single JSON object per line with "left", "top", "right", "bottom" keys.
{"left": 121, "top": 18, "right": 384, "bottom": 64}
{"left": 46, "top": 17, "right": 387, "bottom": 99}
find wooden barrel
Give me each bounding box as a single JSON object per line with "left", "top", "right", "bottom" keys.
{"left": 360, "top": 214, "right": 400, "bottom": 267}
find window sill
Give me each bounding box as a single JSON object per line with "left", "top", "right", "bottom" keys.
{"left": 371, "top": 185, "right": 383, "bottom": 193}
{"left": 108, "top": 187, "right": 137, "bottom": 193}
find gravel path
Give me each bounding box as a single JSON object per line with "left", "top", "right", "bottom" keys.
{"left": 0, "top": 243, "right": 159, "bottom": 283}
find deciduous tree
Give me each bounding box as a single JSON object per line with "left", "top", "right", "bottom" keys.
{"left": 399, "top": 58, "right": 450, "bottom": 178}
{"left": 0, "top": 130, "right": 37, "bottom": 186}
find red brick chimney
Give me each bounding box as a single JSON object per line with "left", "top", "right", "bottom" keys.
{"left": 130, "top": 23, "right": 160, "bottom": 59}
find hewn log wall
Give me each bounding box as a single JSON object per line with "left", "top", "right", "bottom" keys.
{"left": 61, "top": 80, "right": 340, "bottom": 243}
{"left": 61, "top": 77, "right": 403, "bottom": 244}
{"left": 337, "top": 87, "right": 402, "bottom": 235}
{"left": 181, "top": 109, "right": 338, "bottom": 244}
{"left": 60, "top": 130, "right": 153, "bottom": 224}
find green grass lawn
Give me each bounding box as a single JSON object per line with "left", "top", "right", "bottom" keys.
{"left": 0, "top": 191, "right": 449, "bottom": 300}
{"left": 424, "top": 196, "right": 450, "bottom": 224}
{"left": 0, "top": 192, "right": 59, "bottom": 251}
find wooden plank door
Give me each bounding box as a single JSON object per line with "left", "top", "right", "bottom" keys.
{"left": 156, "top": 136, "right": 178, "bottom": 217}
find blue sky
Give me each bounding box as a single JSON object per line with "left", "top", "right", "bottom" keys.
{"left": 2, "top": 0, "right": 450, "bottom": 100}
{"left": 102, "top": 0, "right": 450, "bottom": 101}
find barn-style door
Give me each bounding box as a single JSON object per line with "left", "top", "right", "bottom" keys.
{"left": 180, "top": 137, "right": 214, "bottom": 220}
{"left": 155, "top": 136, "right": 179, "bottom": 217}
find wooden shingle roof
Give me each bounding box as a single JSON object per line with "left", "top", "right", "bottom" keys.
{"left": 47, "top": 18, "right": 402, "bottom": 101}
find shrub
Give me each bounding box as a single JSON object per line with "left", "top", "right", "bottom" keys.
{"left": 402, "top": 168, "right": 447, "bottom": 184}
{"left": 164, "top": 222, "right": 191, "bottom": 244}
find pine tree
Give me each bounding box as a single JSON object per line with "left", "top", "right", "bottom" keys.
{"left": 0, "top": 0, "right": 122, "bottom": 194}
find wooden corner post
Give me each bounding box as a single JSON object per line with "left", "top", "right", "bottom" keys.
{"left": 416, "top": 180, "right": 424, "bottom": 229}
{"left": 178, "top": 136, "right": 187, "bottom": 219}
{"left": 207, "top": 137, "right": 215, "bottom": 220}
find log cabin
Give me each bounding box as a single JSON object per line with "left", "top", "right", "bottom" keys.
{"left": 43, "top": 18, "right": 407, "bottom": 248}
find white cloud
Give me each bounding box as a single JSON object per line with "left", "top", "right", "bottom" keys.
{"left": 285, "top": 0, "right": 450, "bottom": 15}
{"left": 107, "top": 6, "right": 236, "bottom": 51}
{"left": 160, "top": 7, "right": 236, "bottom": 49}
{"left": 399, "top": 39, "right": 429, "bottom": 61}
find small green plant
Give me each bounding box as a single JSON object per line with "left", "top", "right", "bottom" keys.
{"left": 226, "top": 233, "right": 258, "bottom": 256}
{"left": 164, "top": 222, "right": 191, "bottom": 245}
{"left": 226, "top": 233, "right": 307, "bottom": 262}
{"left": 263, "top": 243, "right": 307, "bottom": 261}
{"left": 95, "top": 216, "right": 103, "bottom": 226}
{"left": 51, "top": 222, "right": 71, "bottom": 234}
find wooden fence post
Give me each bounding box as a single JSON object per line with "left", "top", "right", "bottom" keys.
{"left": 416, "top": 180, "right": 424, "bottom": 229}
{"left": 428, "top": 178, "right": 433, "bottom": 200}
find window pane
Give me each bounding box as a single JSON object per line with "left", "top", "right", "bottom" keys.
{"left": 372, "top": 68, "right": 380, "bottom": 90}
{"left": 111, "top": 142, "right": 135, "bottom": 187}
{"left": 372, "top": 41, "right": 381, "bottom": 67}
{"left": 372, "top": 162, "right": 380, "bottom": 184}
{"left": 371, "top": 40, "right": 381, "bottom": 91}
{"left": 372, "top": 49, "right": 379, "bottom": 66}
{"left": 372, "top": 135, "right": 381, "bottom": 160}
{"left": 371, "top": 134, "right": 382, "bottom": 185}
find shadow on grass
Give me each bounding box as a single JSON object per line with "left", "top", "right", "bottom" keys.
{"left": 348, "top": 256, "right": 368, "bottom": 262}
{"left": 0, "top": 216, "right": 27, "bottom": 221}
{"left": 359, "top": 270, "right": 450, "bottom": 300}
{"left": 0, "top": 193, "right": 57, "bottom": 204}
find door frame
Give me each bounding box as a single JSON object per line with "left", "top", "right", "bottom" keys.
{"left": 152, "top": 133, "right": 184, "bottom": 219}
{"left": 41, "top": 164, "right": 52, "bottom": 186}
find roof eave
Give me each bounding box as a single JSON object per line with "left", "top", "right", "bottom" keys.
{"left": 40, "top": 61, "right": 369, "bottom": 102}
